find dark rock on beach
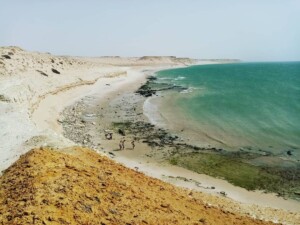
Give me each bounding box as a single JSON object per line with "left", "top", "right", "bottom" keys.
{"left": 118, "top": 129, "right": 125, "bottom": 136}
{"left": 147, "top": 75, "right": 158, "bottom": 81}
{"left": 136, "top": 83, "right": 156, "bottom": 97}
{"left": 37, "top": 70, "right": 49, "bottom": 77}
{"left": 2, "top": 55, "right": 11, "bottom": 59}
{"left": 51, "top": 68, "right": 60, "bottom": 74}
{"left": 0, "top": 94, "right": 10, "bottom": 102}
{"left": 136, "top": 76, "right": 188, "bottom": 98}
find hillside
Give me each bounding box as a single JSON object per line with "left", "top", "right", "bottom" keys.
{"left": 0, "top": 147, "right": 276, "bottom": 225}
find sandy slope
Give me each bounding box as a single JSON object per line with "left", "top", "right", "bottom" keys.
{"left": 0, "top": 147, "right": 276, "bottom": 225}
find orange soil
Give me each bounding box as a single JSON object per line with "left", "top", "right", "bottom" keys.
{"left": 0, "top": 147, "right": 277, "bottom": 225}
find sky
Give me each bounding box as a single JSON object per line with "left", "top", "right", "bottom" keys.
{"left": 0, "top": 0, "right": 299, "bottom": 61}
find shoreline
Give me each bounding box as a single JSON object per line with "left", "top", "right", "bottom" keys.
{"left": 144, "top": 64, "right": 300, "bottom": 159}
{"left": 1, "top": 47, "right": 299, "bottom": 224}
{"left": 58, "top": 65, "right": 300, "bottom": 223}
{"left": 140, "top": 67, "right": 300, "bottom": 198}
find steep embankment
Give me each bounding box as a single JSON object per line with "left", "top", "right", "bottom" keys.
{"left": 0, "top": 147, "right": 275, "bottom": 225}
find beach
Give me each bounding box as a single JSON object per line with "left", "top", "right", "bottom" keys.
{"left": 1, "top": 47, "right": 300, "bottom": 224}
{"left": 58, "top": 67, "right": 300, "bottom": 217}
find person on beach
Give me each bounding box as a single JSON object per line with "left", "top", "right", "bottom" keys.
{"left": 119, "top": 140, "right": 123, "bottom": 150}
{"left": 105, "top": 131, "right": 113, "bottom": 140}
{"left": 121, "top": 139, "right": 126, "bottom": 150}
{"left": 131, "top": 139, "right": 135, "bottom": 150}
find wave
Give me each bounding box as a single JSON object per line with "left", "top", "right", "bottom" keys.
{"left": 180, "top": 86, "right": 205, "bottom": 94}
{"left": 157, "top": 77, "right": 173, "bottom": 81}
{"left": 174, "top": 76, "right": 186, "bottom": 81}
{"left": 143, "top": 97, "right": 166, "bottom": 127}
{"left": 180, "top": 87, "right": 194, "bottom": 94}
{"left": 158, "top": 76, "right": 186, "bottom": 81}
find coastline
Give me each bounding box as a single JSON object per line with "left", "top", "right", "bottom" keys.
{"left": 58, "top": 65, "right": 300, "bottom": 223}
{"left": 1, "top": 47, "right": 299, "bottom": 224}
{"left": 141, "top": 65, "right": 300, "bottom": 199}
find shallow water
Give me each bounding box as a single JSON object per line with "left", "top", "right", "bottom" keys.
{"left": 153, "top": 62, "right": 300, "bottom": 159}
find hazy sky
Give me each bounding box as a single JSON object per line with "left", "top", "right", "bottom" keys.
{"left": 1, "top": 0, "right": 299, "bottom": 61}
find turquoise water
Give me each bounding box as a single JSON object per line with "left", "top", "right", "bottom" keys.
{"left": 156, "top": 62, "right": 300, "bottom": 156}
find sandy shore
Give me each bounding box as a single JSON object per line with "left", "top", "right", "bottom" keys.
{"left": 59, "top": 68, "right": 300, "bottom": 223}
{"left": 0, "top": 46, "right": 194, "bottom": 172}
{"left": 1, "top": 47, "right": 299, "bottom": 224}
{"left": 58, "top": 67, "right": 300, "bottom": 207}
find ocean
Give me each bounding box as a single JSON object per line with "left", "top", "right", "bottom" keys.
{"left": 149, "top": 62, "right": 300, "bottom": 159}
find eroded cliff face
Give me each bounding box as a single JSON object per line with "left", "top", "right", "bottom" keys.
{"left": 0, "top": 147, "right": 274, "bottom": 225}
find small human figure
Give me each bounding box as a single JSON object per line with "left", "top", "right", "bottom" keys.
{"left": 105, "top": 132, "right": 113, "bottom": 140}
{"left": 119, "top": 140, "right": 123, "bottom": 150}
{"left": 121, "top": 139, "right": 126, "bottom": 150}
{"left": 131, "top": 140, "right": 135, "bottom": 150}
